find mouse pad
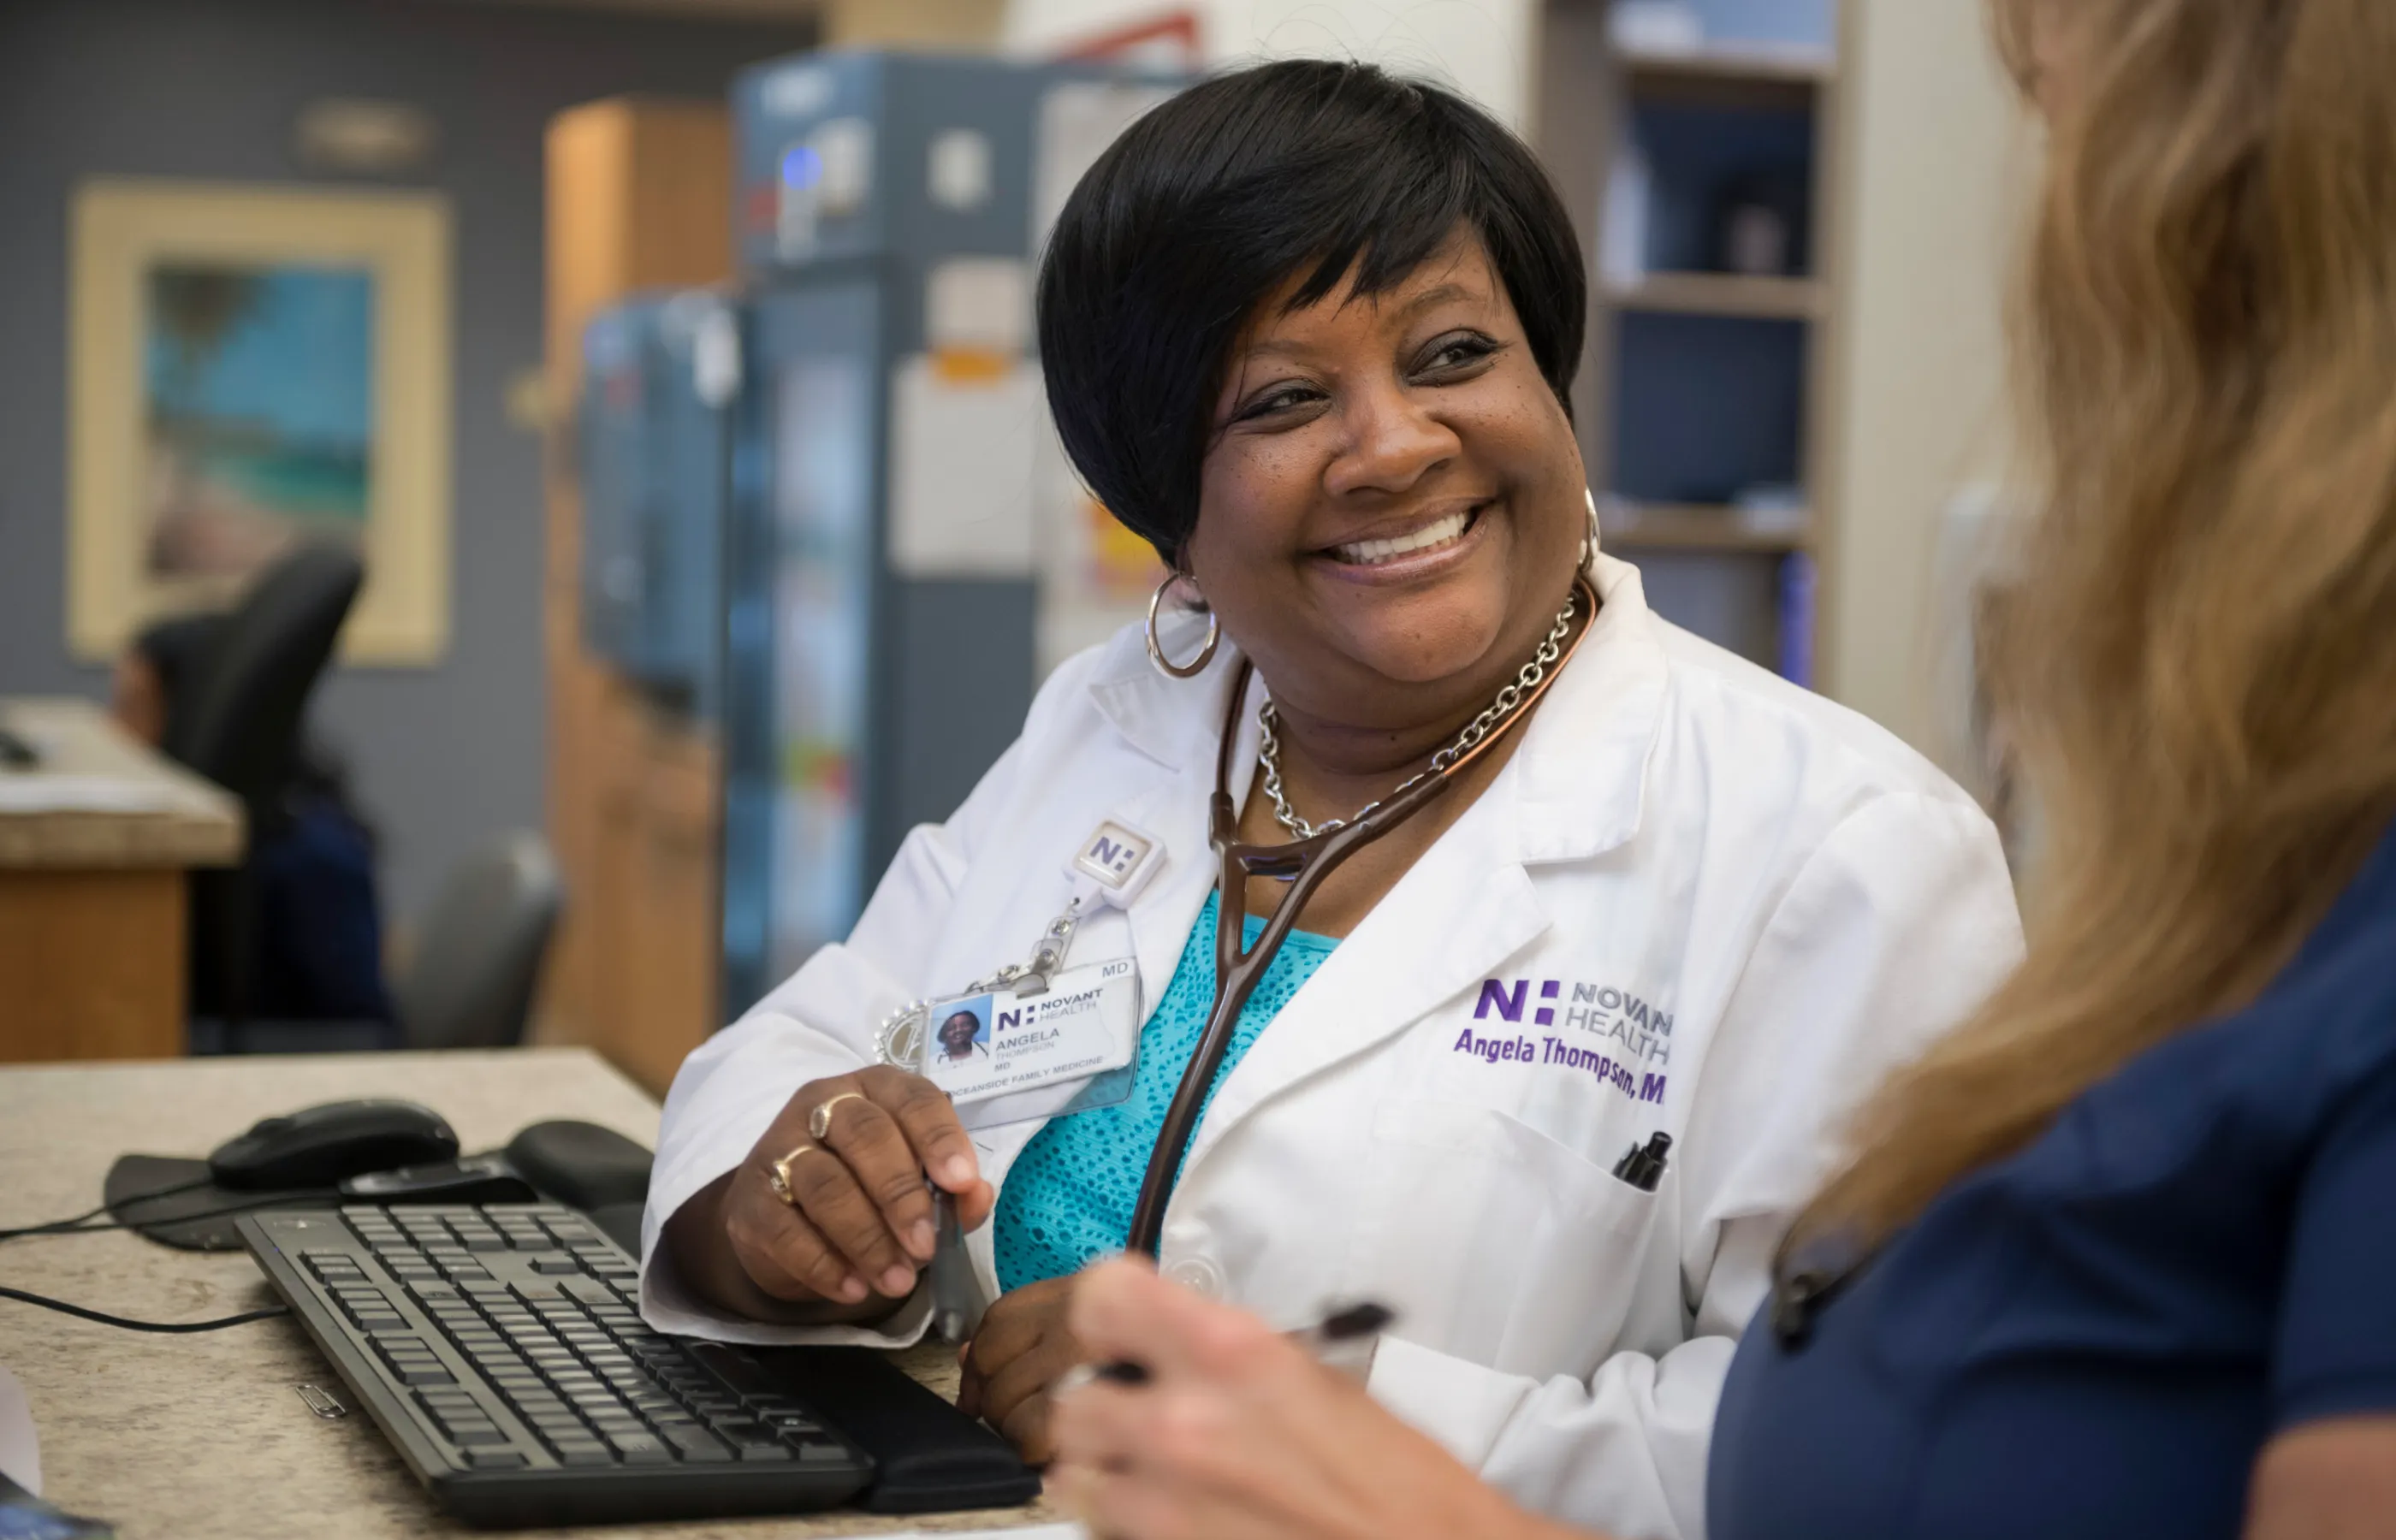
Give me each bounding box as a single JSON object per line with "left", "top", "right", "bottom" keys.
{"left": 101, "top": 1156, "right": 335, "bottom": 1252}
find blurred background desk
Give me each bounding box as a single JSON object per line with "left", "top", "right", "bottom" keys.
{"left": 0, "top": 1047, "right": 1053, "bottom": 1538}
{"left": 0, "top": 696, "right": 243, "bottom": 1062}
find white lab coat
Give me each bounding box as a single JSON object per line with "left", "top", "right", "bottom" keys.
{"left": 640, "top": 555, "right": 2023, "bottom": 1540}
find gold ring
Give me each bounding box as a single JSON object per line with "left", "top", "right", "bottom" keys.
{"left": 809, "top": 1091, "right": 869, "bottom": 1142}
{"left": 767, "top": 1143, "right": 827, "bottom": 1206}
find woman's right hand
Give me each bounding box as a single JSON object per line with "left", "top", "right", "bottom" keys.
{"left": 1052, "top": 1261, "right": 1587, "bottom": 1540}
{"left": 673, "top": 1066, "right": 993, "bottom": 1318}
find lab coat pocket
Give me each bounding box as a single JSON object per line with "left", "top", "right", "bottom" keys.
{"left": 1352, "top": 1097, "right": 1659, "bottom": 1379}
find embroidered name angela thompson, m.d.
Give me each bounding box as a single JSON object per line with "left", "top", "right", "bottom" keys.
{"left": 1471, "top": 976, "right": 1674, "bottom": 1064}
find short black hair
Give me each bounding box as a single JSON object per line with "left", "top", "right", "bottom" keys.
{"left": 1036, "top": 59, "right": 1586, "bottom": 567}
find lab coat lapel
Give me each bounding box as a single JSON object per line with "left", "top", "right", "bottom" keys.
{"left": 1180, "top": 785, "right": 1551, "bottom": 1175}
{"left": 1097, "top": 650, "right": 1266, "bottom": 1032}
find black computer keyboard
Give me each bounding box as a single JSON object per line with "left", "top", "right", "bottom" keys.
{"left": 238, "top": 1202, "right": 874, "bottom": 1526}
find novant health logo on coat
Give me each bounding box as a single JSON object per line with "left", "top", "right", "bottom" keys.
{"left": 1452, "top": 976, "right": 1674, "bottom": 1103}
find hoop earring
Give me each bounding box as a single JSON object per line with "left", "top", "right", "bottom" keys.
{"left": 1145, "top": 572, "right": 1219, "bottom": 680}
{"left": 1581, "top": 488, "right": 1602, "bottom": 570}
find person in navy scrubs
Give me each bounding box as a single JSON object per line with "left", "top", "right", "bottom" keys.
{"left": 1031, "top": 3, "right": 2396, "bottom": 1537}
{"left": 114, "top": 613, "right": 394, "bottom": 1031}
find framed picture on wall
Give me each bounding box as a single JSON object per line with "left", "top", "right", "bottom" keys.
{"left": 68, "top": 178, "right": 453, "bottom": 665}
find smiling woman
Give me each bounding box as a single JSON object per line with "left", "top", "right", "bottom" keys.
{"left": 641, "top": 59, "right": 2025, "bottom": 1538}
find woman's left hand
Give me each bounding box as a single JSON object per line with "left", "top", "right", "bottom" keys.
{"left": 958, "top": 1273, "right": 1086, "bottom": 1461}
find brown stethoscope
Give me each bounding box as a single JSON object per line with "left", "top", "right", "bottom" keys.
{"left": 1121, "top": 573, "right": 1598, "bottom": 1255}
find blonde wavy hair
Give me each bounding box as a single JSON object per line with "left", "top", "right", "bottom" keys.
{"left": 1800, "top": 0, "right": 2396, "bottom": 1248}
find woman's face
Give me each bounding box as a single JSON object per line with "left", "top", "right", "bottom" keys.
{"left": 1187, "top": 230, "right": 1586, "bottom": 727}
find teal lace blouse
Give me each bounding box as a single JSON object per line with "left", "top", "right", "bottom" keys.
{"left": 991, "top": 890, "right": 1338, "bottom": 1293}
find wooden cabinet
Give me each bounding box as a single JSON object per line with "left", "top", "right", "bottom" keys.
{"left": 539, "top": 99, "right": 732, "bottom": 1094}
{"left": 0, "top": 698, "right": 243, "bottom": 1062}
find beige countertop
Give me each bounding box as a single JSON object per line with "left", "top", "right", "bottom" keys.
{"left": 0, "top": 697, "right": 243, "bottom": 869}
{"left": 0, "top": 1048, "right": 1059, "bottom": 1538}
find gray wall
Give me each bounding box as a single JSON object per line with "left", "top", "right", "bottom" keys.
{"left": 0, "top": 0, "right": 811, "bottom": 919}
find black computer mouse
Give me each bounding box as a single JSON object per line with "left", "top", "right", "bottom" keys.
{"left": 208, "top": 1099, "right": 460, "bottom": 1191}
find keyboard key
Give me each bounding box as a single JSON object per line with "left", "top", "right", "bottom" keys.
{"left": 794, "top": 1437, "right": 856, "bottom": 1466}
{"left": 685, "top": 1342, "right": 779, "bottom": 1399}
{"left": 761, "top": 1410, "right": 823, "bottom": 1433}
{"left": 530, "top": 1258, "right": 584, "bottom": 1276}
{"left": 662, "top": 1427, "right": 734, "bottom": 1463}
{"left": 462, "top": 1448, "right": 526, "bottom": 1469}
{"left": 451, "top": 1426, "right": 510, "bottom": 1446}
{"left": 735, "top": 1442, "right": 796, "bottom": 1463}
{"left": 603, "top": 1431, "right": 672, "bottom": 1465}
{"left": 551, "top": 1442, "right": 613, "bottom": 1466}
{"left": 393, "top": 1364, "right": 455, "bottom": 1386}
{"left": 712, "top": 1421, "right": 783, "bottom": 1449}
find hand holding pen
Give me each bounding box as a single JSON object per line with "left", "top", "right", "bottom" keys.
{"left": 1049, "top": 1259, "right": 1583, "bottom": 1540}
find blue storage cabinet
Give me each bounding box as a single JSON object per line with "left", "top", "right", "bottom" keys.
{"left": 720, "top": 50, "right": 1177, "bottom": 1013}
{"left": 576, "top": 291, "right": 736, "bottom": 720}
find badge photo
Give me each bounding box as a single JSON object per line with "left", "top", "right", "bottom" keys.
{"left": 928, "top": 996, "right": 993, "bottom": 1064}
{"left": 914, "top": 958, "right": 1144, "bottom": 1129}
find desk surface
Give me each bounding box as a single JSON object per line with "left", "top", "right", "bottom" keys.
{"left": 0, "top": 1049, "right": 1059, "bottom": 1538}
{"left": 0, "top": 697, "right": 243, "bottom": 869}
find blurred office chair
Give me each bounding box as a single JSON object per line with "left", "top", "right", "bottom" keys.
{"left": 174, "top": 544, "right": 365, "bottom": 1028}
{"left": 395, "top": 831, "right": 564, "bottom": 1050}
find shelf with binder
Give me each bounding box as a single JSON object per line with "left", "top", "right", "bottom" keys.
{"left": 1543, "top": 0, "right": 1843, "bottom": 689}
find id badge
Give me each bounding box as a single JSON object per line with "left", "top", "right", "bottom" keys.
{"left": 879, "top": 820, "right": 1166, "bottom": 1130}
{"left": 887, "top": 958, "right": 1144, "bottom": 1131}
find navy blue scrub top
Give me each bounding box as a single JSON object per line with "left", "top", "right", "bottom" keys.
{"left": 1709, "top": 822, "right": 2396, "bottom": 1540}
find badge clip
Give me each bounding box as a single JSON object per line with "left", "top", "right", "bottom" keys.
{"left": 1066, "top": 819, "right": 1165, "bottom": 909}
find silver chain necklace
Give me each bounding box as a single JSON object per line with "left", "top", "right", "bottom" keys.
{"left": 1257, "top": 587, "right": 1579, "bottom": 840}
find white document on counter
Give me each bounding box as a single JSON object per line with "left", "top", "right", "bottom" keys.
{"left": 0, "top": 1360, "right": 39, "bottom": 1495}
{"left": 0, "top": 774, "right": 180, "bottom": 814}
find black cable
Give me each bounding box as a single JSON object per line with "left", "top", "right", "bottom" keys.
{"left": 5, "top": 1193, "right": 317, "bottom": 1241}
{"left": 0, "top": 1176, "right": 215, "bottom": 1241}
{"left": 0, "top": 1285, "right": 290, "bottom": 1334}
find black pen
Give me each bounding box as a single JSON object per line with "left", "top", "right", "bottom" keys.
{"left": 1070, "top": 1299, "right": 1396, "bottom": 1390}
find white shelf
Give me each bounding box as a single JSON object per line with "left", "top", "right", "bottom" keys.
{"left": 1605, "top": 271, "right": 1824, "bottom": 320}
